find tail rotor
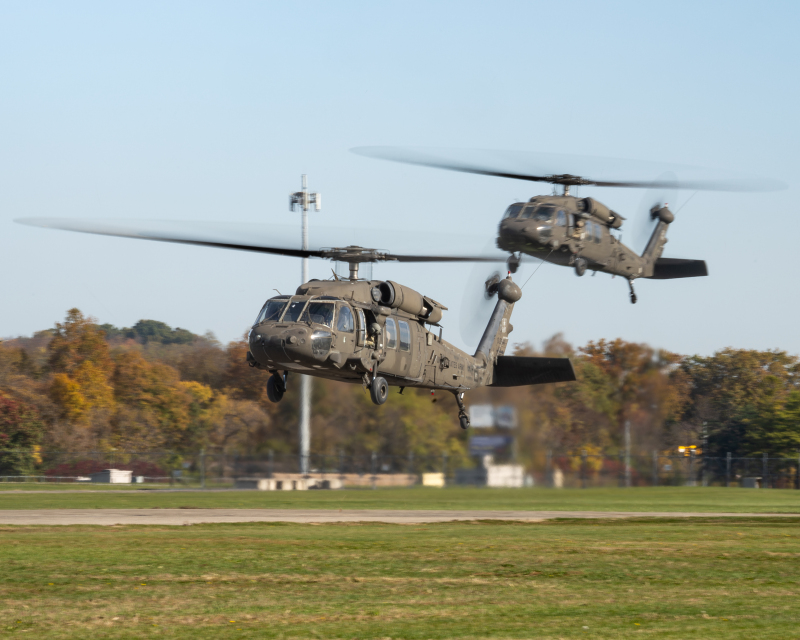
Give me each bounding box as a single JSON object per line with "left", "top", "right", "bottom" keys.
{"left": 460, "top": 240, "right": 517, "bottom": 348}
{"left": 632, "top": 171, "right": 678, "bottom": 255}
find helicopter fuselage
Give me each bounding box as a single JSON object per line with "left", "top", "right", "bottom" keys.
{"left": 247, "top": 278, "right": 506, "bottom": 392}
{"left": 246, "top": 275, "right": 576, "bottom": 426}
{"left": 497, "top": 195, "right": 659, "bottom": 280}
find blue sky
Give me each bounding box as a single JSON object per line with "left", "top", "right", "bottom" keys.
{"left": 1, "top": 0, "right": 797, "bottom": 355}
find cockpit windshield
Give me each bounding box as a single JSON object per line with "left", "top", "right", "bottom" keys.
{"left": 282, "top": 299, "right": 308, "bottom": 323}
{"left": 254, "top": 297, "right": 289, "bottom": 325}
{"left": 503, "top": 204, "right": 524, "bottom": 219}
{"left": 533, "top": 205, "right": 556, "bottom": 222}
{"left": 301, "top": 302, "right": 335, "bottom": 328}
{"left": 520, "top": 205, "right": 555, "bottom": 222}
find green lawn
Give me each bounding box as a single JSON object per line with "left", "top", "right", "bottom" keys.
{"left": 1, "top": 518, "right": 799, "bottom": 639}
{"left": 0, "top": 486, "right": 799, "bottom": 512}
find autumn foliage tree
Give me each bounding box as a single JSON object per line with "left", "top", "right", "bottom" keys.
{"left": 48, "top": 309, "right": 115, "bottom": 425}
{"left": 2, "top": 309, "right": 800, "bottom": 468}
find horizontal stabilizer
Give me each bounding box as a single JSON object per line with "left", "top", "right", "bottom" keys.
{"left": 650, "top": 258, "right": 708, "bottom": 279}
{"left": 490, "top": 356, "right": 576, "bottom": 387}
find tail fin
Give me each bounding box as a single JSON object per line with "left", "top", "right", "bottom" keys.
{"left": 473, "top": 277, "right": 521, "bottom": 369}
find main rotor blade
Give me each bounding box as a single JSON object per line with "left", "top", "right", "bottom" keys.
{"left": 15, "top": 217, "right": 508, "bottom": 264}
{"left": 352, "top": 146, "right": 787, "bottom": 192}
{"left": 16, "top": 217, "right": 324, "bottom": 259}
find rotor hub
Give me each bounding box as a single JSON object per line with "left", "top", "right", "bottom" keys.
{"left": 318, "top": 245, "right": 397, "bottom": 281}
{"left": 318, "top": 245, "right": 394, "bottom": 263}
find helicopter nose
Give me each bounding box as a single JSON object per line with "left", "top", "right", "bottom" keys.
{"left": 498, "top": 220, "right": 515, "bottom": 239}
{"left": 250, "top": 326, "right": 311, "bottom": 365}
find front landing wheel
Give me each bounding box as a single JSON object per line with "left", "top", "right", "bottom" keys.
{"left": 267, "top": 375, "right": 285, "bottom": 403}
{"left": 459, "top": 415, "right": 470, "bottom": 430}
{"left": 370, "top": 376, "right": 389, "bottom": 405}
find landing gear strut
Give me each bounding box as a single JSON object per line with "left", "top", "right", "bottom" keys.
{"left": 454, "top": 391, "right": 470, "bottom": 429}
{"left": 628, "top": 278, "right": 637, "bottom": 304}
{"left": 267, "top": 371, "right": 287, "bottom": 403}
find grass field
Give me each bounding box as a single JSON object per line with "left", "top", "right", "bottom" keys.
{"left": 0, "top": 486, "right": 799, "bottom": 513}
{"left": 2, "top": 518, "right": 799, "bottom": 639}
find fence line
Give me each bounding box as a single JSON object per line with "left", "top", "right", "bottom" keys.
{"left": 1, "top": 449, "right": 799, "bottom": 488}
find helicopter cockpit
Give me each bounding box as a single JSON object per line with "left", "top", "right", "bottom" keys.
{"left": 251, "top": 294, "right": 361, "bottom": 365}
{"left": 500, "top": 203, "right": 570, "bottom": 249}
{"left": 253, "top": 295, "right": 356, "bottom": 330}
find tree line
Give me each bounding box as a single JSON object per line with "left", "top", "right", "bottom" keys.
{"left": 0, "top": 308, "right": 798, "bottom": 475}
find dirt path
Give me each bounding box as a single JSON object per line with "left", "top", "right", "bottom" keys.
{"left": 0, "top": 508, "right": 795, "bottom": 525}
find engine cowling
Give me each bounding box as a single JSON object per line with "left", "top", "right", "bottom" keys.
{"left": 580, "top": 197, "right": 623, "bottom": 229}
{"left": 371, "top": 281, "right": 443, "bottom": 324}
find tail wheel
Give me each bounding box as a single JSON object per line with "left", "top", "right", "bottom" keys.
{"left": 267, "top": 375, "right": 284, "bottom": 403}
{"left": 370, "top": 376, "right": 389, "bottom": 405}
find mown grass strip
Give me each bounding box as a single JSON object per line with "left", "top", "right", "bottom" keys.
{"left": 1, "top": 518, "right": 799, "bottom": 638}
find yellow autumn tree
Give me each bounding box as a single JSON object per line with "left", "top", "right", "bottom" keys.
{"left": 48, "top": 309, "right": 115, "bottom": 424}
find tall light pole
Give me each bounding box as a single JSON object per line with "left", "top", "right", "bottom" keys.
{"left": 289, "top": 175, "right": 321, "bottom": 475}
{"left": 624, "top": 419, "right": 631, "bottom": 488}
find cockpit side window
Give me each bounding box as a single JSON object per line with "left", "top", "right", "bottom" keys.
{"left": 385, "top": 318, "right": 397, "bottom": 349}
{"left": 503, "top": 204, "right": 524, "bottom": 219}
{"left": 301, "top": 302, "right": 335, "bottom": 327}
{"left": 337, "top": 305, "right": 355, "bottom": 332}
{"left": 557, "top": 210, "right": 566, "bottom": 226}
{"left": 283, "top": 298, "right": 308, "bottom": 323}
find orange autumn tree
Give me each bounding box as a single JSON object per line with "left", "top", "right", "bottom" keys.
{"left": 579, "top": 338, "right": 689, "bottom": 453}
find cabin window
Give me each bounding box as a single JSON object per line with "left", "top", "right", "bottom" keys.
{"left": 398, "top": 320, "right": 411, "bottom": 352}
{"left": 385, "top": 318, "right": 397, "bottom": 349}
{"left": 557, "top": 210, "right": 566, "bottom": 226}
{"left": 301, "top": 301, "right": 335, "bottom": 327}
{"left": 594, "top": 223, "right": 602, "bottom": 244}
{"left": 503, "top": 204, "right": 524, "bottom": 219}
{"left": 337, "top": 305, "right": 355, "bottom": 332}
{"left": 282, "top": 299, "right": 308, "bottom": 323}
